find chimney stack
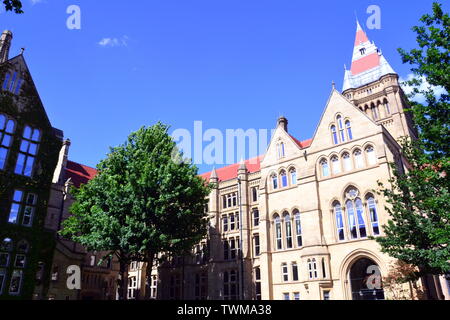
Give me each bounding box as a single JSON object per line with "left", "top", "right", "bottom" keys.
{"left": 0, "top": 30, "right": 13, "bottom": 63}
{"left": 277, "top": 116, "right": 288, "bottom": 132}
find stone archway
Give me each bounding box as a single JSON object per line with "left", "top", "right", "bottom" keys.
{"left": 349, "top": 257, "right": 385, "bottom": 300}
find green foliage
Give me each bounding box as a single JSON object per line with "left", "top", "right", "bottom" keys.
{"left": 3, "top": 0, "right": 23, "bottom": 14}
{"left": 376, "top": 2, "right": 450, "bottom": 280}
{"left": 61, "top": 122, "right": 211, "bottom": 294}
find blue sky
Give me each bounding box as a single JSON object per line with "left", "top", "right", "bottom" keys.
{"left": 0, "top": 0, "right": 445, "bottom": 173}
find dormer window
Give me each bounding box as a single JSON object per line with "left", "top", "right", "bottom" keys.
{"left": 359, "top": 48, "right": 366, "bottom": 55}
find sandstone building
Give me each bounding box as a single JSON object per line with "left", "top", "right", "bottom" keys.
{"left": 146, "top": 21, "right": 449, "bottom": 300}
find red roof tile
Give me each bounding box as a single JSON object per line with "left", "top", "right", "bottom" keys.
{"left": 200, "top": 136, "right": 312, "bottom": 181}
{"left": 65, "top": 160, "right": 98, "bottom": 188}
{"left": 351, "top": 52, "right": 380, "bottom": 75}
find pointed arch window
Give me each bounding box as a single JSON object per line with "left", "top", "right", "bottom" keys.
{"left": 320, "top": 159, "right": 329, "bottom": 177}
{"left": 345, "top": 194, "right": 367, "bottom": 239}
{"left": 0, "top": 115, "right": 15, "bottom": 170}
{"left": 337, "top": 116, "right": 345, "bottom": 142}
{"left": 367, "top": 195, "right": 380, "bottom": 235}
{"left": 277, "top": 142, "right": 286, "bottom": 159}
{"left": 345, "top": 120, "right": 353, "bottom": 140}
{"left": 271, "top": 173, "right": 278, "bottom": 190}
{"left": 334, "top": 202, "right": 345, "bottom": 241}
{"left": 294, "top": 210, "right": 302, "bottom": 247}
{"left": 331, "top": 156, "right": 341, "bottom": 175}
{"left": 384, "top": 100, "right": 390, "bottom": 115}
{"left": 354, "top": 149, "right": 364, "bottom": 169}
{"left": 371, "top": 104, "right": 379, "bottom": 120}
{"left": 284, "top": 213, "right": 292, "bottom": 249}
{"left": 343, "top": 152, "right": 352, "bottom": 172}
{"left": 274, "top": 215, "right": 282, "bottom": 250}
{"left": 346, "top": 200, "right": 358, "bottom": 239}
{"left": 355, "top": 198, "right": 367, "bottom": 238}
{"left": 366, "top": 146, "right": 377, "bottom": 166}
{"left": 331, "top": 125, "right": 338, "bottom": 145}
{"left": 280, "top": 170, "right": 288, "bottom": 187}
{"left": 290, "top": 168, "right": 297, "bottom": 185}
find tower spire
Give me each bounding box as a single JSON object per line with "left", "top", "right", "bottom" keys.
{"left": 342, "top": 19, "right": 396, "bottom": 91}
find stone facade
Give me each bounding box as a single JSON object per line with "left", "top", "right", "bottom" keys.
{"left": 134, "top": 22, "right": 449, "bottom": 301}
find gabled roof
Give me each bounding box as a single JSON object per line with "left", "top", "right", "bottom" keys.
{"left": 199, "top": 136, "right": 312, "bottom": 182}
{"left": 65, "top": 160, "right": 97, "bottom": 188}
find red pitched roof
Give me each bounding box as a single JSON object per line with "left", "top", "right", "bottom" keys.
{"left": 290, "top": 136, "right": 312, "bottom": 149}
{"left": 351, "top": 52, "right": 380, "bottom": 75}
{"left": 354, "top": 24, "right": 369, "bottom": 46}
{"left": 200, "top": 136, "right": 312, "bottom": 181}
{"left": 65, "top": 160, "right": 98, "bottom": 188}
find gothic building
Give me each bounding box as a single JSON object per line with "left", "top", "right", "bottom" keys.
{"left": 0, "top": 30, "right": 120, "bottom": 300}
{"left": 0, "top": 30, "right": 62, "bottom": 299}
{"left": 148, "top": 21, "right": 447, "bottom": 300}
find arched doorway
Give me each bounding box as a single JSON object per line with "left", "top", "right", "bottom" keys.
{"left": 349, "top": 258, "right": 385, "bottom": 300}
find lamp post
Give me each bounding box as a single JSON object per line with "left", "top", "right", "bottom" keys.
{"left": 237, "top": 177, "right": 245, "bottom": 300}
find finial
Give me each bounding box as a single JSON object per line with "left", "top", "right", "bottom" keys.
{"left": 332, "top": 80, "right": 335, "bottom": 89}
{"left": 20, "top": 47, "right": 25, "bottom": 55}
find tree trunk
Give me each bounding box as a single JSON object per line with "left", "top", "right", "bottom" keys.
{"left": 118, "top": 260, "right": 129, "bottom": 300}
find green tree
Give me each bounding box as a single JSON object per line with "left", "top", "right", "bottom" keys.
{"left": 376, "top": 2, "right": 450, "bottom": 299}
{"left": 3, "top": 0, "right": 23, "bottom": 13}
{"left": 61, "top": 123, "right": 211, "bottom": 299}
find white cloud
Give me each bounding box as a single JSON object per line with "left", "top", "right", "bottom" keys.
{"left": 98, "top": 36, "right": 129, "bottom": 48}
{"left": 30, "top": 0, "right": 44, "bottom": 5}
{"left": 399, "top": 73, "right": 447, "bottom": 103}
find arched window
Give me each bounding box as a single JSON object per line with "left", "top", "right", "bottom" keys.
{"left": 355, "top": 198, "right": 367, "bottom": 238}
{"left": 289, "top": 168, "right": 297, "bottom": 185}
{"left": 331, "top": 125, "right": 338, "bottom": 145}
{"left": 345, "top": 120, "right": 353, "bottom": 140}
{"left": 345, "top": 187, "right": 367, "bottom": 240}
{"left": 0, "top": 115, "right": 15, "bottom": 171}
{"left": 366, "top": 146, "right": 377, "bottom": 165}
{"left": 346, "top": 200, "right": 358, "bottom": 239}
{"left": 354, "top": 149, "right": 364, "bottom": 169}
{"left": 343, "top": 152, "right": 352, "bottom": 171}
{"left": 367, "top": 195, "right": 380, "bottom": 235}
{"left": 308, "top": 259, "right": 318, "bottom": 279}
{"left": 274, "top": 215, "right": 282, "bottom": 250}
{"left": 334, "top": 202, "right": 345, "bottom": 241}
{"left": 384, "top": 100, "right": 390, "bottom": 115}
{"left": 271, "top": 173, "right": 278, "bottom": 190}
{"left": 294, "top": 210, "right": 302, "bottom": 247}
{"left": 280, "top": 170, "right": 288, "bottom": 188}
{"left": 320, "top": 159, "right": 329, "bottom": 177}
{"left": 284, "top": 213, "right": 292, "bottom": 249}
{"left": 277, "top": 142, "right": 285, "bottom": 159}
{"left": 331, "top": 156, "right": 341, "bottom": 175}
{"left": 337, "top": 116, "right": 345, "bottom": 142}
{"left": 371, "top": 104, "right": 379, "bottom": 120}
